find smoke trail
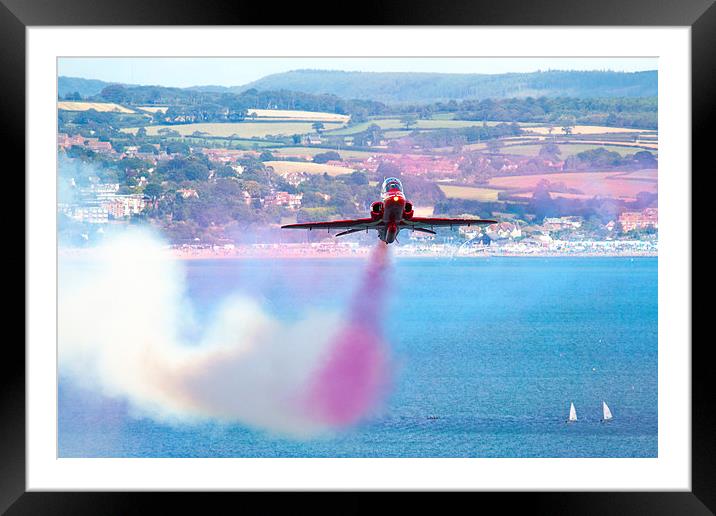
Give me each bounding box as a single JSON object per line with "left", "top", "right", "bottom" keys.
{"left": 307, "top": 243, "right": 390, "bottom": 425}
{"left": 59, "top": 228, "right": 391, "bottom": 437}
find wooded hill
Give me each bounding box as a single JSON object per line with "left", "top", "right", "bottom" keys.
{"left": 233, "top": 69, "right": 657, "bottom": 103}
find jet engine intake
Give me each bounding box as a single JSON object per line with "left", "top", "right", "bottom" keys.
{"left": 403, "top": 202, "right": 414, "bottom": 219}
{"left": 371, "top": 202, "right": 384, "bottom": 219}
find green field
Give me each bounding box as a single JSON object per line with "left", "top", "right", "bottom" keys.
{"left": 430, "top": 113, "right": 457, "bottom": 120}
{"left": 176, "top": 137, "right": 278, "bottom": 148}
{"left": 438, "top": 185, "right": 502, "bottom": 201}
{"left": 325, "top": 118, "right": 503, "bottom": 136}
{"left": 122, "top": 121, "right": 345, "bottom": 138}
{"left": 527, "top": 125, "right": 650, "bottom": 135}
{"left": 263, "top": 161, "right": 356, "bottom": 176}
{"left": 267, "top": 146, "right": 379, "bottom": 159}
{"left": 382, "top": 130, "right": 411, "bottom": 139}
{"left": 502, "top": 143, "right": 648, "bottom": 157}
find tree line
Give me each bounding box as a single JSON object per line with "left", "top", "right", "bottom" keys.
{"left": 395, "top": 97, "right": 658, "bottom": 130}
{"left": 62, "top": 82, "right": 658, "bottom": 130}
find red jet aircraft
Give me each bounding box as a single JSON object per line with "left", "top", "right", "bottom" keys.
{"left": 281, "top": 177, "right": 497, "bottom": 244}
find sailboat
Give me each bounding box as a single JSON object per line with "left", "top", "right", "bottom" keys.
{"left": 568, "top": 402, "right": 577, "bottom": 423}
{"left": 602, "top": 401, "right": 613, "bottom": 422}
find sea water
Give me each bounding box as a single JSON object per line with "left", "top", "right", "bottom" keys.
{"left": 59, "top": 256, "right": 657, "bottom": 457}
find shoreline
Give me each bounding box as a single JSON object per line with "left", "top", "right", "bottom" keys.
{"left": 58, "top": 246, "right": 658, "bottom": 261}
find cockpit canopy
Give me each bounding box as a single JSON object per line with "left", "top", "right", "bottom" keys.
{"left": 381, "top": 177, "right": 403, "bottom": 194}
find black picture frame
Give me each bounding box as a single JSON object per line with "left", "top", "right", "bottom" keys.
{"left": 5, "top": 0, "right": 709, "bottom": 512}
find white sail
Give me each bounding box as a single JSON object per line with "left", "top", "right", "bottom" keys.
{"left": 569, "top": 402, "right": 577, "bottom": 422}
{"left": 602, "top": 401, "right": 613, "bottom": 420}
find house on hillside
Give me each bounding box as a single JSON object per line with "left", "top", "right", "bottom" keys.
{"left": 177, "top": 188, "right": 199, "bottom": 199}
{"left": 619, "top": 207, "right": 658, "bottom": 231}
{"left": 285, "top": 171, "right": 309, "bottom": 186}
{"left": 486, "top": 222, "right": 522, "bottom": 240}
{"left": 264, "top": 192, "right": 303, "bottom": 210}
{"left": 543, "top": 217, "right": 583, "bottom": 231}
{"left": 303, "top": 135, "right": 322, "bottom": 145}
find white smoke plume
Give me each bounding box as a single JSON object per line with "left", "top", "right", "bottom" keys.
{"left": 59, "top": 228, "right": 389, "bottom": 437}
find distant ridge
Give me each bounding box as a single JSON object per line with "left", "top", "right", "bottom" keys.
{"left": 58, "top": 76, "right": 117, "bottom": 98}
{"left": 185, "top": 84, "right": 232, "bottom": 93}
{"left": 59, "top": 68, "right": 658, "bottom": 104}
{"left": 233, "top": 69, "right": 658, "bottom": 103}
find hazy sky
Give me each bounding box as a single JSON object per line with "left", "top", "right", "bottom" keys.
{"left": 58, "top": 57, "right": 657, "bottom": 88}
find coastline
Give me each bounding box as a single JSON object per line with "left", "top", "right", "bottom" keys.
{"left": 58, "top": 244, "right": 658, "bottom": 261}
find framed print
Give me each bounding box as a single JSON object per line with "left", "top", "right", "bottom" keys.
{"left": 7, "top": 0, "right": 711, "bottom": 512}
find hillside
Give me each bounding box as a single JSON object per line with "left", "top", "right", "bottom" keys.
{"left": 234, "top": 69, "right": 658, "bottom": 103}
{"left": 58, "top": 76, "right": 115, "bottom": 98}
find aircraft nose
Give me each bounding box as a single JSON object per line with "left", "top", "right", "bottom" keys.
{"left": 386, "top": 193, "right": 403, "bottom": 205}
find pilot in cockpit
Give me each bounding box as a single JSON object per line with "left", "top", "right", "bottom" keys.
{"left": 381, "top": 177, "right": 403, "bottom": 194}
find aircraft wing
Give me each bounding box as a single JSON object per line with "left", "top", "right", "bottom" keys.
{"left": 281, "top": 218, "right": 380, "bottom": 233}
{"left": 402, "top": 217, "right": 497, "bottom": 229}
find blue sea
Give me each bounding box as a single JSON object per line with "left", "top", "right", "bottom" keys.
{"left": 59, "top": 256, "right": 658, "bottom": 458}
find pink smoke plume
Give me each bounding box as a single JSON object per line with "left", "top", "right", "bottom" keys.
{"left": 306, "top": 243, "right": 391, "bottom": 426}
